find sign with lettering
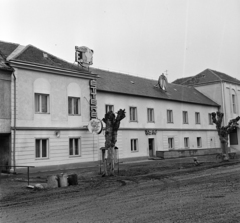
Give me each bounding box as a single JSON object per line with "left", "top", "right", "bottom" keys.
{"left": 90, "top": 79, "right": 97, "bottom": 119}
{"left": 145, "top": 130, "right": 157, "bottom": 135}
{"left": 75, "top": 46, "right": 93, "bottom": 66}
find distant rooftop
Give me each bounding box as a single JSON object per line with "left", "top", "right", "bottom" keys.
{"left": 172, "top": 69, "right": 240, "bottom": 86}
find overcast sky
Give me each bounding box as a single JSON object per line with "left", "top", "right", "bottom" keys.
{"left": 1, "top": 0, "right": 240, "bottom": 82}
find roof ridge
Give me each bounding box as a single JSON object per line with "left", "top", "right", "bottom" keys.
{"left": 7, "top": 44, "right": 28, "bottom": 61}
{"left": 91, "top": 67, "right": 157, "bottom": 82}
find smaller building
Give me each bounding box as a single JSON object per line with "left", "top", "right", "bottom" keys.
{"left": 173, "top": 69, "right": 240, "bottom": 152}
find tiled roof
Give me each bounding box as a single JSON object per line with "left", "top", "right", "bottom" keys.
{"left": 172, "top": 76, "right": 192, "bottom": 84}
{"left": 0, "top": 41, "right": 19, "bottom": 59}
{"left": 0, "top": 53, "right": 12, "bottom": 71}
{"left": 91, "top": 68, "right": 219, "bottom": 107}
{"left": 173, "top": 69, "right": 240, "bottom": 86}
{"left": 0, "top": 40, "right": 90, "bottom": 73}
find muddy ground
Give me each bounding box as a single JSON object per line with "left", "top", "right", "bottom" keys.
{"left": 1, "top": 156, "right": 240, "bottom": 223}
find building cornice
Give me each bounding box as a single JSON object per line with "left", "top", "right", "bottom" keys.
{"left": 8, "top": 60, "right": 98, "bottom": 79}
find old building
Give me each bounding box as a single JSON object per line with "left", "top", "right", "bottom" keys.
{"left": 173, "top": 69, "right": 240, "bottom": 152}
{"left": 0, "top": 40, "right": 221, "bottom": 170}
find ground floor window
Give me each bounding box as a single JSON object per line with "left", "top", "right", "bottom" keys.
{"left": 36, "top": 139, "right": 48, "bottom": 158}
{"left": 197, "top": 137, "right": 202, "bottom": 148}
{"left": 184, "top": 137, "right": 189, "bottom": 148}
{"left": 168, "top": 137, "right": 174, "bottom": 149}
{"left": 131, "top": 139, "right": 138, "bottom": 152}
{"left": 69, "top": 138, "right": 81, "bottom": 156}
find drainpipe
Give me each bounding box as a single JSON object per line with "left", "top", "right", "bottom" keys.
{"left": 221, "top": 80, "right": 226, "bottom": 126}
{"left": 12, "top": 70, "right": 16, "bottom": 173}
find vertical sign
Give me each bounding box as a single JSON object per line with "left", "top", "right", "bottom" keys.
{"left": 90, "top": 79, "right": 97, "bottom": 119}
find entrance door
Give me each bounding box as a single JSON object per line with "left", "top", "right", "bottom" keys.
{"left": 148, "top": 138, "right": 154, "bottom": 157}
{"left": 0, "top": 134, "right": 11, "bottom": 172}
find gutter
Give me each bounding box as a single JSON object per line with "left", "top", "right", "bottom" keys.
{"left": 221, "top": 80, "right": 226, "bottom": 125}
{"left": 12, "top": 70, "right": 16, "bottom": 173}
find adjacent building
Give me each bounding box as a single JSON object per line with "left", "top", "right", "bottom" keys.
{"left": 173, "top": 69, "right": 240, "bottom": 152}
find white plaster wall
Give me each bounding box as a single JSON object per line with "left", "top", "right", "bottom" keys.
{"left": 14, "top": 68, "right": 91, "bottom": 128}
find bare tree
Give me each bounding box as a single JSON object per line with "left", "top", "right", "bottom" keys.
{"left": 212, "top": 111, "right": 240, "bottom": 160}
{"left": 102, "top": 109, "right": 126, "bottom": 176}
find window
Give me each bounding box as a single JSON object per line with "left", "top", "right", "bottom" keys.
{"left": 130, "top": 107, "right": 137, "bottom": 121}
{"left": 232, "top": 94, "right": 236, "bottom": 114}
{"left": 69, "top": 138, "right": 81, "bottom": 156}
{"left": 131, "top": 139, "right": 138, "bottom": 152}
{"left": 195, "top": 112, "right": 201, "bottom": 124}
{"left": 183, "top": 111, "right": 188, "bottom": 124}
{"left": 209, "top": 113, "right": 213, "bottom": 125}
{"left": 106, "top": 104, "right": 114, "bottom": 113}
{"left": 68, "top": 97, "right": 80, "bottom": 115}
{"left": 167, "top": 110, "right": 173, "bottom": 123}
{"left": 168, "top": 137, "right": 174, "bottom": 149}
{"left": 35, "top": 93, "right": 49, "bottom": 113}
{"left": 197, "top": 137, "right": 202, "bottom": 147}
{"left": 36, "top": 139, "right": 48, "bottom": 158}
{"left": 184, "top": 137, "right": 189, "bottom": 148}
{"left": 147, "top": 108, "right": 154, "bottom": 122}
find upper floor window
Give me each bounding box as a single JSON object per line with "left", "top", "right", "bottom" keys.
{"left": 209, "top": 113, "right": 213, "bottom": 125}
{"left": 195, "top": 112, "right": 201, "bottom": 124}
{"left": 167, "top": 110, "right": 173, "bottom": 123}
{"left": 106, "top": 104, "right": 114, "bottom": 114}
{"left": 69, "top": 138, "right": 81, "bottom": 156}
{"left": 183, "top": 111, "right": 188, "bottom": 124}
{"left": 131, "top": 139, "right": 138, "bottom": 152}
{"left": 168, "top": 137, "right": 174, "bottom": 149}
{"left": 36, "top": 139, "right": 48, "bottom": 159}
{"left": 35, "top": 93, "right": 49, "bottom": 113}
{"left": 68, "top": 97, "right": 80, "bottom": 115}
{"left": 147, "top": 108, "right": 154, "bottom": 122}
{"left": 130, "top": 107, "right": 137, "bottom": 121}
{"left": 232, "top": 94, "right": 236, "bottom": 114}
{"left": 197, "top": 137, "right": 202, "bottom": 148}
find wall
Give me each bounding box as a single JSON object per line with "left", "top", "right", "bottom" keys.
{"left": 13, "top": 68, "right": 91, "bottom": 128}
{"left": 97, "top": 91, "right": 219, "bottom": 158}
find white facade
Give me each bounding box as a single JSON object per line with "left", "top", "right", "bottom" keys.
{"left": 97, "top": 91, "right": 220, "bottom": 158}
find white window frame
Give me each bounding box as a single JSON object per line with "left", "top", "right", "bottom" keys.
{"left": 197, "top": 137, "right": 202, "bottom": 148}
{"left": 69, "top": 138, "right": 81, "bottom": 156}
{"left": 167, "top": 110, "right": 173, "bottom": 123}
{"left": 130, "top": 107, "right": 138, "bottom": 122}
{"left": 168, "top": 137, "right": 174, "bottom": 149}
{"left": 68, "top": 97, "right": 81, "bottom": 115}
{"left": 35, "top": 138, "right": 49, "bottom": 159}
{"left": 184, "top": 137, "right": 189, "bottom": 148}
{"left": 183, "top": 111, "right": 188, "bottom": 124}
{"left": 106, "top": 104, "right": 114, "bottom": 113}
{"left": 232, "top": 94, "right": 236, "bottom": 114}
{"left": 35, "top": 93, "right": 50, "bottom": 114}
{"left": 147, "top": 108, "right": 155, "bottom": 122}
{"left": 195, "top": 112, "right": 201, "bottom": 124}
{"left": 131, "top": 139, "right": 138, "bottom": 152}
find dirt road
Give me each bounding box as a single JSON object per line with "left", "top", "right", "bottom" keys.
{"left": 1, "top": 159, "right": 240, "bottom": 223}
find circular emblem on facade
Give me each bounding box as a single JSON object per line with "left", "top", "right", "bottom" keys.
{"left": 88, "top": 119, "right": 103, "bottom": 134}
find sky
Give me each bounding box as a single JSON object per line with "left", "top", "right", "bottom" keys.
{"left": 1, "top": 0, "right": 240, "bottom": 82}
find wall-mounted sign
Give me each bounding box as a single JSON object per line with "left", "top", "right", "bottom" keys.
{"left": 90, "top": 79, "right": 97, "bottom": 119}
{"left": 88, "top": 119, "right": 103, "bottom": 134}
{"left": 158, "top": 74, "right": 168, "bottom": 91}
{"left": 145, "top": 130, "right": 157, "bottom": 135}
{"left": 75, "top": 46, "right": 93, "bottom": 67}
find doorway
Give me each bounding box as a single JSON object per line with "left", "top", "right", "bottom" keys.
{"left": 148, "top": 138, "right": 154, "bottom": 157}
{"left": 0, "top": 134, "right": 11, "bottom": 172}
